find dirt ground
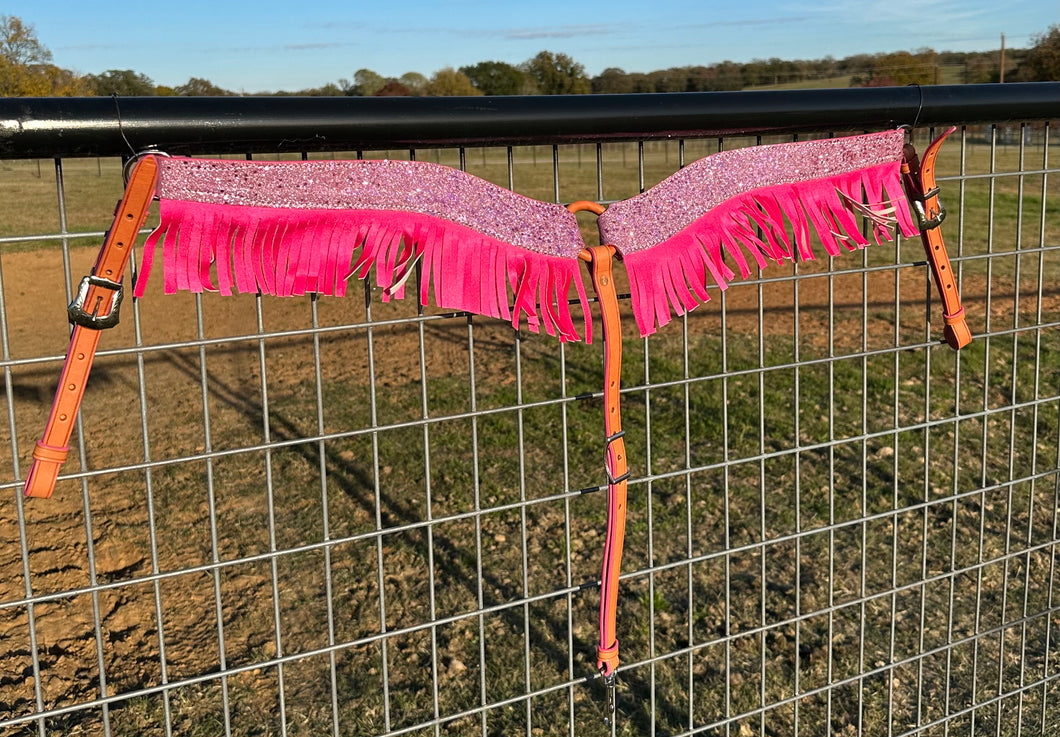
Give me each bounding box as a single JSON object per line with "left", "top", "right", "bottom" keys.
{"left": 0, "top": 240, "right": 1056, "bottom": 733}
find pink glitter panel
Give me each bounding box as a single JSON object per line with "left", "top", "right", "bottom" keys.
{"left": 599, "top": 129, "right": 908, "bottom": 254}
{"left": 158, "top": 157, "right": 585, "bottom": 259}
{"left": 598, "top": 130, "right": 920, "bottom": 336}
{"left": 136, "top": 156, "right": 593, "bottom": 342}
{"left": 135, "top": 131, "right": 921, "bottom": 342}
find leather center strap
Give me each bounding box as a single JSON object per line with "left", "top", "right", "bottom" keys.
{"left": 578, "top": 244, "right": 628, "bottom": 683}
{"left": 23, "top": 155, "right": 159, "bottom": 499}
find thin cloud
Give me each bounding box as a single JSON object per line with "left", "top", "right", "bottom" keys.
{"left": 497, "top": 24, "right": 620, "bottom": 40}
{"left": 792, "top": 0, "right": 992, "bottom": 25}
{"left": 283, "top": 41, "right": 358, "bottom": 51}
{"left": 299, "top": 20, "right": 623, "bottom": 40}
{"left": 56, "top": 43, "right": 123, "bottom": 51}
{"left": 301, "top": 20, "right": 360, "bottom": 30}
{"left": 686, "top": 15, "right": 809, "bottom": 28}
{"left": 189, "top": 41, "right": 358, "bottom": 54}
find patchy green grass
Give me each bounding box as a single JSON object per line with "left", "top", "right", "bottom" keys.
{"left": 70, "top": 313, "right": 1057, "bottom": 737}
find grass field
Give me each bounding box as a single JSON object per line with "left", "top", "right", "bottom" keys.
{"left": 0, "top": 124, "right": 1058, "bottom": 736}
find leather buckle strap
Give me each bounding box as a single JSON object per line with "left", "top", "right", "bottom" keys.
{"left": 23, "top": 155, "right": 159, "bottom": 499}
{"left": 901, "top": 128, "right": 971, "bottom": 350}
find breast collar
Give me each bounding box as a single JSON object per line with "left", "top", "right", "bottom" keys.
{"left": 23, "top": 127, "right": 967, "bottom": 724}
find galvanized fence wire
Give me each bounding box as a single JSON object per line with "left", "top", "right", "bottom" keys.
{"left": 0, "top": 121, "right": 1057, "bottom": 737}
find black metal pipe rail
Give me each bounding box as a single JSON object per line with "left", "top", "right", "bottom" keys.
{"left": 0, "top": 83, "right": 1057, "bottom": 158}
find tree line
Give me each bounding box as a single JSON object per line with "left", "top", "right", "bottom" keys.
{"left": 2, "top": 15, "right": 1057, "bottom": 98}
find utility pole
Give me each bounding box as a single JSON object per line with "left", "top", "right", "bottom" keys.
{"left": 1000, "top": 33, "right": 1006, "bottom": 83}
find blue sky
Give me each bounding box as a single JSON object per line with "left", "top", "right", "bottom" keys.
{"left": 6, "top": 0, "right": 1056, "bottom": 92}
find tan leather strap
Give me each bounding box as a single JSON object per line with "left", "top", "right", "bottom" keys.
{"left": 583, "top": 244, "right": 627, "bottom": 674}
{"left": 569, "top": 201, "right": 627, "bottom": 722}
{"left": 23, "top": 155, "right": 159, "bottom": 499}
{"left": 573, "top": 242, "right": 625, "bottom": 725}
{"left": 902, "top": 128, "right": 971, "bottom": 350}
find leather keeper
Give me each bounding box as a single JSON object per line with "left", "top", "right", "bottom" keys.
{"left": 32, "top": 441, "right": 69, "bottom": 464}
{"left": 24, "top": 442, "right": 68, "bottom": 499}
{"left": 943, "top": 307, "right": 966, "bottom": 326}
{"left": 597, "top": 641, "right": 620, "bottom": 675}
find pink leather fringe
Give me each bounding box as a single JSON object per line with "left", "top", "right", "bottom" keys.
{"left": 618, "top": 161, "right": 919, "bottom": 336}
{"left": 134, "top": 202, "right": 592, "bottom": 343}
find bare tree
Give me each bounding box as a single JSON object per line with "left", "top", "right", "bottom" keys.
{"left": 0, "top": 15, "right": 52, "bottom": 66}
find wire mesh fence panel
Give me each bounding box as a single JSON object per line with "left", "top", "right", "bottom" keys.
{"left": 0, "top": 120, "right": 1058, "bottom": 737}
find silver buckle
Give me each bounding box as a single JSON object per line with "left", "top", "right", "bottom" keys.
{"left": 68, "top": 275, "right": 123, "bottom": 329}
{"left": 914, "top": 188, "right": 946, "bottom": 230}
